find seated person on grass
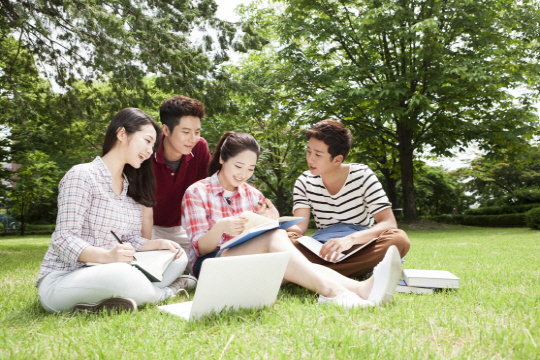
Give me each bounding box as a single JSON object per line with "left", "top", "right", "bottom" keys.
{"left": 36, "top": 108, "right": 195, "bottom": 313}
{"left": 181, "top": 131, "right": 403, "bottom": 309}
{"left": 142, "top": 95, "right": 210, "bottom": 275}
{"left": 287, "top": 119, "right": 411, "bottom": 278}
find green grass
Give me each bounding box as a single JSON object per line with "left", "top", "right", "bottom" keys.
{"left": 1, "top": 227, "right": 540, "bottom": 359}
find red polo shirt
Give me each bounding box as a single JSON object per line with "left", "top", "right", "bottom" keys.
{"left": 152, "top": 135, "right": 210, "bottom": 227}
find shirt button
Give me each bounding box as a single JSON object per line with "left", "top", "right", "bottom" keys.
{"left": 171, "top": 173, "right": 174, "bottom": 176}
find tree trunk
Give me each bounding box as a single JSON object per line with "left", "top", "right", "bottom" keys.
{"left": 397, "top": 123, "right": 418, "bottom": 221}
{"left": 19, "top": 214, "right": 25, "bottom": 236}
{"left": 275, "top": 181, "right": 286, "bottom": 216}
{"left": 379, "top": 168, "right": 399, "bottom": 208}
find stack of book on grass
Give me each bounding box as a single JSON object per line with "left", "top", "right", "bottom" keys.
{"left": 396, "top": 269, "right": 460, "bottom": 294}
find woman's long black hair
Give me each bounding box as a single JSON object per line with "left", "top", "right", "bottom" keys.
{"left": 102, "top": 108, "right": 160, "bottom": 207}
{"left": 208, "top": 132, "right": 261, "bottom": 175}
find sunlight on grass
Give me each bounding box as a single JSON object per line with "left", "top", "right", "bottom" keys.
{"left": 1, "top": 227, "right": 539, "bottom": 359}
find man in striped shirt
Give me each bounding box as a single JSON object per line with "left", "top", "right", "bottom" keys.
{"left": 287, "top": 120, "right": 410, "bottom": 278}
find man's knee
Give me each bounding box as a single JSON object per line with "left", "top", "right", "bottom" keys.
{"left": 379, "top": 229, "right": 411, "bottom": 256}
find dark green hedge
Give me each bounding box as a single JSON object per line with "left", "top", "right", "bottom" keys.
{"left": 525, "top": 208, "right": 540, "bottom": 230}
{"left": 429, "top": 213, "right": 526, "bottom": 227}
{"left": 0, "top": 230, "right": 54, "bottom": 236}
{"left": 26, "top": 224, "right": 56, "bottom": 231}
{"left": 464, "top": 203, "right": 540, "bottom": 216}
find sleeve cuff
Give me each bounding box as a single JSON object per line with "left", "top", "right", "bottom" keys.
{"left": 130, "top": 236, "right": 147, "bottom": 251}
{"left": 292, "top": 204, "right": 311, "bottom": 212}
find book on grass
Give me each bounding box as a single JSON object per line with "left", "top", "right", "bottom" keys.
{"left": 219, "top": 211, "right": 305, "bottom": 250}
{"left": 296, "top": 236, "right": 377, "bottom": 263}
{"left": 395, "top": 280, "right": 435, "bottom": 294}
{"left": 402, "top": 269, "right": 460, "bottom": 289}
{"left": 86, "top": 249, "right": 181, "bottom": 282}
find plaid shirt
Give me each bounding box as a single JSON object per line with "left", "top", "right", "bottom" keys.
{"left": 181, "top": 173, "right": 265, "bottom": 267}
{"left": 37, "top": 157, "right": 147, "bottom": 285}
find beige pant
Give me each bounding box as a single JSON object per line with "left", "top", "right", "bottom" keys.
{"left": 152, "top": 225, "right": 192, "bottom": 274}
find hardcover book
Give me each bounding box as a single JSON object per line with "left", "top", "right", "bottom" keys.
{"left": 402, "top": 269, "right": 460, "bottom": 289}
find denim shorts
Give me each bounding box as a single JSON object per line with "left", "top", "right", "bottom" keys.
{"left": 312, "top": 223, "right": 368, "bottom": 243}
{"left": 192, "top": 248, "right": 225, "bottom": 278}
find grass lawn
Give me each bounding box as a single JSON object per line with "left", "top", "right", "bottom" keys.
{"left": 1, "top": 226, "right": 539, "bottom": 359}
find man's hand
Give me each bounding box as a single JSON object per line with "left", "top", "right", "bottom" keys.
{"left": 319, "top": 236, "right": 356, "bottom": 262}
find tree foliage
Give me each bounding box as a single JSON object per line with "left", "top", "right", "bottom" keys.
{"left": 8, "top": 151, "right": 58, "bottom": 235}
{"left": 2, "top": 0, "right": 234, "bottom": 91}
{"left": 415, "top": 165, "right": 467, "bottom": 216}
{"left": 214, "top": 52, "right": 310, "bottom": 215}
{"left": 245, "top": 0, "right": 540, "bottom": 220}
{"left": 456, "top": 145, "right": 540, "bottom": 207}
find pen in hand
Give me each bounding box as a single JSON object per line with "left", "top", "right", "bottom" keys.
{"left": 110, "top": 230, "right": 137, "bottom": 261}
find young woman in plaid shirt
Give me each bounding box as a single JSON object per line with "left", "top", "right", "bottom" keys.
{"left": 37, "top": 108, "right": 195, "bottom": 313}
{"left": 182, "top": 132, "right": 403, "bottom": 309}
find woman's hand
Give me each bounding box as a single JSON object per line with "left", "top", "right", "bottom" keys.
{"left": 106, "top": 243, "right": 136, "bottom": 263}
{"left": 257, "top": 199, "right": 279, "bottom": 220}
{"left": 141, "top": 239, "right": 183, "bottom": 259}
{"left": 217, "top": 216, "right": 248, "bottom": 236}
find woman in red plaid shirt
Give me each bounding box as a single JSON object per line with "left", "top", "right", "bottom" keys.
{"left": 182, "top": 132, "right": 402, "bottom": 309}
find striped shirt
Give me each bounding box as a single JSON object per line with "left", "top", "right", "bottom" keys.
{"left": 37, "top": 157, "right": 147, "bottom": 284}
{"left": 293, "top": 164, "right": 391, "bottom": 229}
{"left": 181, "top": 173, "right": 265, "bottom": 267}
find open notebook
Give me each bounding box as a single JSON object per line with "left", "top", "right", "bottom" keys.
{"left": 158, "top": 252, "right": 290, "bottom": 321}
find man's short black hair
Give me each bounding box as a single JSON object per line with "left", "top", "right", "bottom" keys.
{"left": 306, "top": 119, "right": 353, "bottom": 161}
{"left": 159, "top": 96, "right": 205, "bottom": 132}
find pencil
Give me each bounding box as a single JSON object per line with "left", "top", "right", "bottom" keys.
{"left": 110, "top": 230, "right": 137, "bottom": 261}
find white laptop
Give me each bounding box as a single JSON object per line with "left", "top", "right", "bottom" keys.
{"left": 158, "top": 252, "right": 290, "bottom": 321}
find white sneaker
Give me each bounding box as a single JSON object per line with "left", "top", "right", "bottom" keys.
{"left": 368, "top": 245, "right": 402, "bottom": 305}
{"left": 319, "top": 290, "right": 374, "bottom": 309}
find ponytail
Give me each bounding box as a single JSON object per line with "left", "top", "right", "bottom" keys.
{"left": 208, "top": 131, "right": 261, "bottom": 175}
{"left": 209, "top": 132, "right": 234, "bottom": 175}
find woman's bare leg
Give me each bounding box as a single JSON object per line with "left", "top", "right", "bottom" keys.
{"left": 222, "top": 230, "right": 369, "bottom": 299}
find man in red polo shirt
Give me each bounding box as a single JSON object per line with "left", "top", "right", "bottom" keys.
{"left": 144, "top": 96, "right": 210, "bottom": 273}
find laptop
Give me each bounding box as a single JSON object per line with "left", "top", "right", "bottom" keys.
{"left": 158, "top": 252, "right": 290, "bottom": 321}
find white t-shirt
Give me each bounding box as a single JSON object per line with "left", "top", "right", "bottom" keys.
{"left": 293, "top": 164, "right": 392, "bottom": 229}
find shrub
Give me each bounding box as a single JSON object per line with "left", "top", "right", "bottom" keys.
{"left": 525, "top": 208, "right": 540, "bottom": 230}
{"left": 464, "top": 203, "right": 540, "bottom": 216}
{"left": 429, "top": 214, "right": 526, "bottom": 227}
{"left": 26, "top": 224, "right": 56, "bottom": 231}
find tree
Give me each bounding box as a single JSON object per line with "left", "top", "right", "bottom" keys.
{"left": 456, "top": 146, "right": 540, "bottom": 207}
{"left": 208, "top": 52, "right": 309, "bottom": 215}
{"left": 246, "top": 0, "right": 540, "bottom": 221}
{"left": 1, "top": 0, "right": 233, "bottom": 92}
{"left": 8, "top": 151, "right": 58, "bottom": 235}
{"left": 415, "top": 165, "right": 467, "bottom": 216}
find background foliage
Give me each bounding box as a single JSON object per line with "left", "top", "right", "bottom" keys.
{"left": 1, "top": 0, "right": 540, "bottom": 228}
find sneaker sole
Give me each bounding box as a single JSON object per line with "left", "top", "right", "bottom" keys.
{"left": 72, "top": 298, "right": 137, "bottom": 313}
